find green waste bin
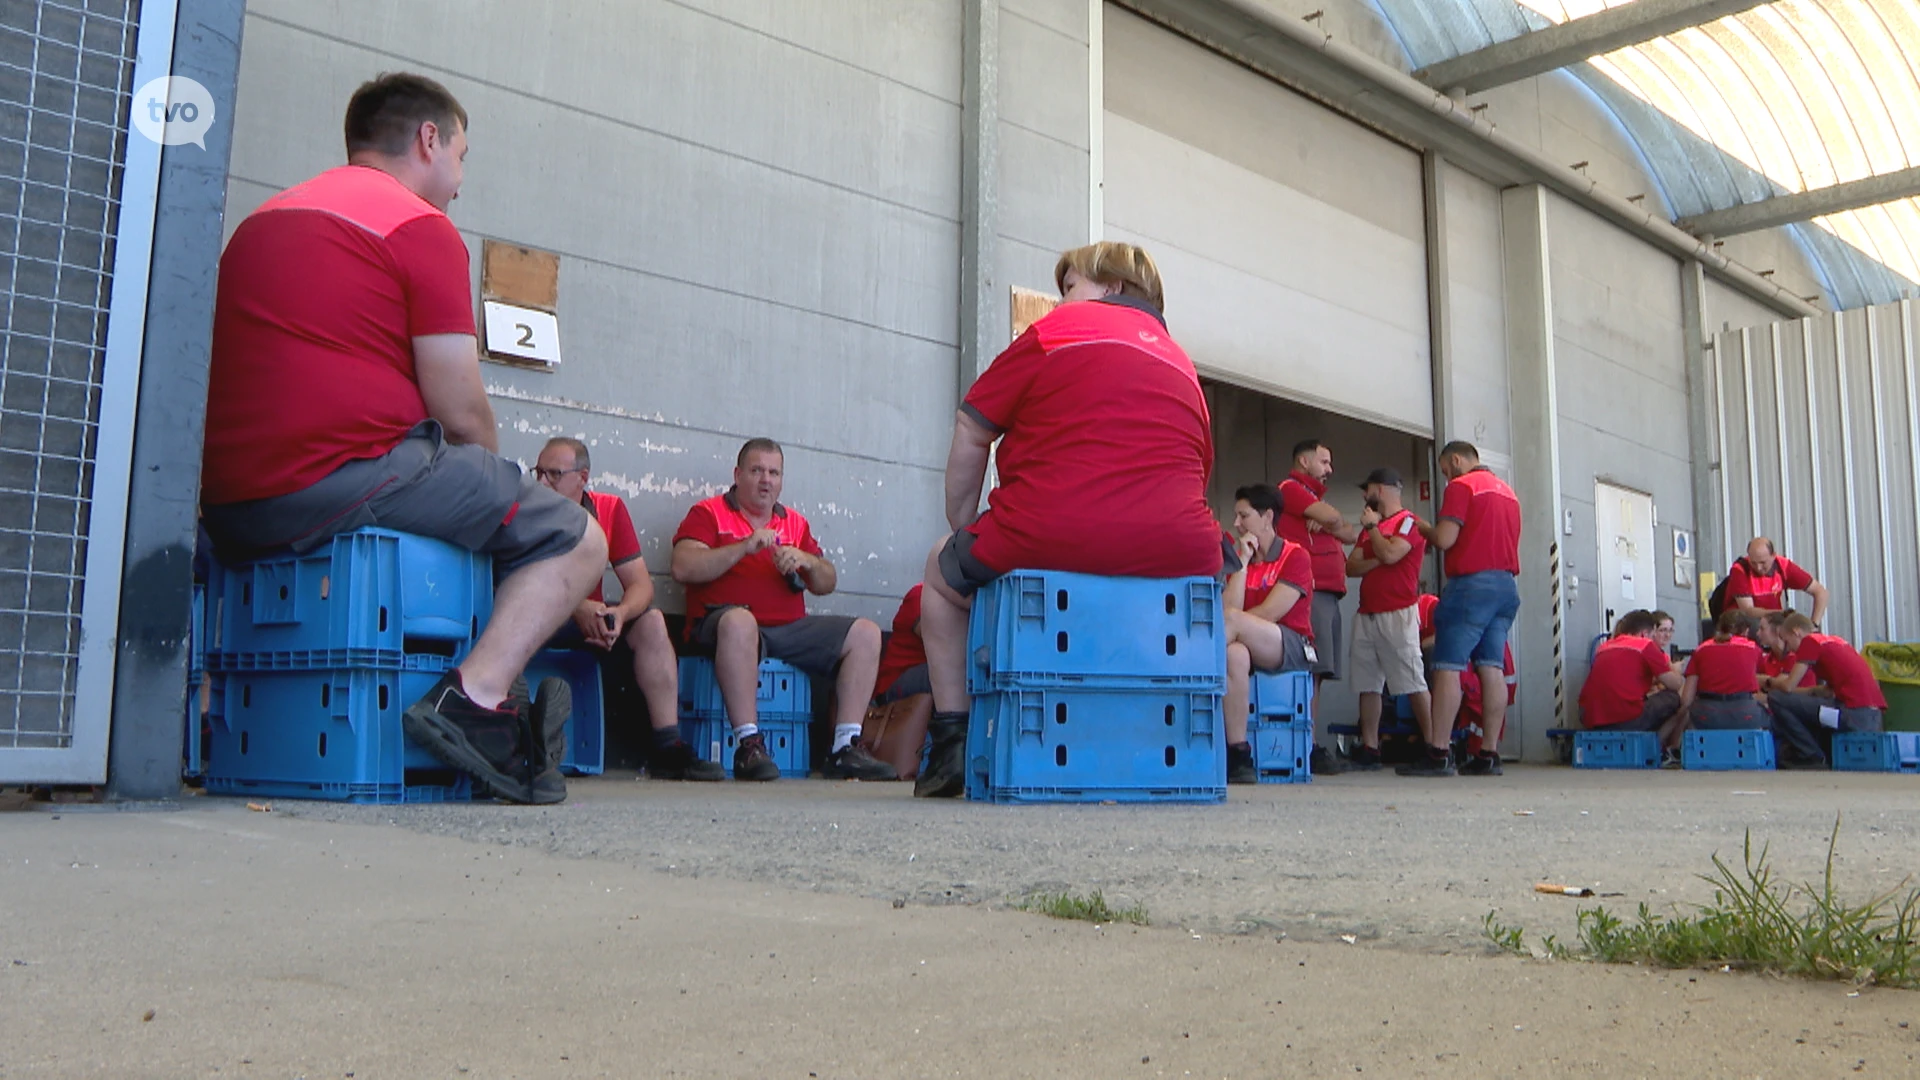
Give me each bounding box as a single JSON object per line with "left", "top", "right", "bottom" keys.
{"left": 1863, "top": 644, "right": 1920, "bottom": 732}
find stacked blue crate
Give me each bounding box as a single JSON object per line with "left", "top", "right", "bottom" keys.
{"left": 183, "top": 583, "right": 208, "bottom": 779}
{"left": 1683, "top": 729, "right": 1776, "bottom": 770}
{"left": 522, "top": 649, "right": 606, "bottom": 776}
{"left": 1831, "top": 732, "right": 1920, "bottom": 773}
{"left": 203, "top": 529, "right": 492, "bottom": 803}
{"left": 677, "top": 656, "right": 812, "bottom": 777}
{"left": 963, "top": 571, "right": 1228, "bottom": 804}
{"left": 1248, "top": 670, "right": 1313, "bottom": 783}
{"left": 1573, "top": 729, "right": 1661, "bottom": 769}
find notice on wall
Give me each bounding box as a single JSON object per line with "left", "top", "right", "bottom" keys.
{"left": 481, "top": 239, "right": 561, "bottom": 370}
{"left": 483, "top": 301, "right": 562, "bottom": 366}
{"left": 1620, "top": 563, "right": 1636, "bottom": 602}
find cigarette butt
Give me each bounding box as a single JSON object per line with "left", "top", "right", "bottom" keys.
{"left": 1534, "top": 882, "right": 1593, "bottom": 897}
{"left": 246, "top": 802, "right": 272, "bottom": 813}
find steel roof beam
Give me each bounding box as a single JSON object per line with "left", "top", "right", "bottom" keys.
{"left": 1679, "top": 166, "right": 1920, "bottom": 238}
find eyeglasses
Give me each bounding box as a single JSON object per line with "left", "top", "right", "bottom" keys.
{"left": 532, "top": 466, "right": 584, "bottom": 482}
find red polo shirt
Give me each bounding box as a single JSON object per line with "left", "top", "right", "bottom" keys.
{"left": 873, "top": 585, "right": 926, "bottom": 699}
{"left": 1760, "top": 648, "right": 1818, "bottom": 689}
{"left": 1438, "top": 467, "right": 1521, "bottom": 577}
{"left": 1353, "top": 509, "right": 1425, "bottom": 614}
{"left": 583, "top": 491, "right": 643, "bottom": 605}
{"left": 1277, "top": 471, "right": 1348, "bottom": 595}
{"left": 1724, "top": 556, "right": 1814, "bottom": 611}
{"left": 960, "top": 297, "right": 1220, "bottom": 579}
{"left": 1579, "top": 635, "right": 1672, "bottom": 727}
{"left": 1417, "top": 593, "right": 1439, "bottom": 638}
{"left": 203, "top": 166, "right": 475, "bottom": 505}
{"left": 1243, "top": 537, "right": 1315, "bottom": 640}
{"left": 1793, "top": 634, "right": 1887, "bottom": 710}
{"left": 672, "top": 490, "right": 822, "bottom": 630}
{"left": 1684, "top": 637, "right": 1762, "bottom": 696}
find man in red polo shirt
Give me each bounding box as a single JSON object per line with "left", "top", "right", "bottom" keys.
{"left": 1763, "top": 611, "right": 1885, "bottom": 768}
{"left": 534, "top": 439, "right": 723, "bottom": 782}
{"left": 1404, "top": 441, "right": 1521, "bottom": 777}
{"left": 1342, "top": 468, "right": 1429, "bottom": 771}
{"left": 671, "top": 439, "right": 896, "bottom": 782}
{"left": 1578, "top": 610, "right": 1685, "bottom": 741}
{"left": 1278, "top": 441, "right": 1362, "bottom": 698}
{"left": 911, "top": 242, "right": 1223, "bottom": 798}
{"left": 1725, "top": 538, "right": 1829, "bottom": 623}
{"left": 1222, "top": 484, "right": 1320, "bottom": 783}
{"left": 199, "top": 74, "right": 607, "bottom": 805}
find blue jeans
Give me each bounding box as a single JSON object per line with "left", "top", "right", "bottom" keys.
{"left": 1432, "top": 571, "right": 1520, "bottom": 672}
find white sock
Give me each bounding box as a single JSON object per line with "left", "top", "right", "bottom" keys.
{"left": 832, "top": 724, "right": 861, "bottom": 753}
{"left": 733, "top": 723, "right": 758, "bottom": 740}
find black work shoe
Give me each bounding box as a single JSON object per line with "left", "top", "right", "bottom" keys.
{"left": 1659, "top": 747, "right": 1682, "bottom": 770}
{"left": 1395, "top": 750, "right": 1456, "bottom": 778}
{"left": 1309, "top": 745, "right": 1349, "bottom": 776}
{"left": 403, "top": 670, "right": 538, "bottom": 803}
{"left": 527, "top": 677, "right": 571, "bottom": 804}
{"left": 732, "top": 733, "right": 782, "bottom": 782}
{"left": 1458, "top": 751, "right": 1503, "bottom": 776}
{"left": 648, "top": 738, "right": 725, "bottom": 781}
{"left": 822, "top": 742, "right": 900, "bottom": 781}
{"left": 1346, "top": 744, "right": 1384, "bottom": 771}
{"left": 1777, "top": 752, "right": 1828, "bottom": 771}
{"left": 914, "top": 714, "right": 968, "bottom": 798}
{"left": 1227, "top": 742, "right": 1257, "bottom": 785}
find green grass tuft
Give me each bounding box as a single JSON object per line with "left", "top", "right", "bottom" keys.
{"left": 1017, "top": 889, "right": 1149, "bottom": 926}
{"left": 1483, "top": 818, "right": 1920, "bottom": 989}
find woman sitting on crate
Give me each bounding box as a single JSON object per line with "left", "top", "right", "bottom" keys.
{"left": 1220, "top": 483, "right": 1319, "bottom": 784}
{"left": 1676, "top": 609, "right": 1772, "bottom": 734}
{"left": 912, "top": 242, "right": 1224, "bottom": 798}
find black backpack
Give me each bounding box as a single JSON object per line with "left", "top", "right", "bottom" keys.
{"left": 1707, "top": 557, "right": 1752, "bottom": 620}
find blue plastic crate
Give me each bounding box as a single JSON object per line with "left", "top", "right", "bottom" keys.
{"left": 964, "top": 686, "right": 1226, "bottom": 804}
{"left": 1830, "top": 732, "right": 1920, "bottom": 773}
{"left": 205, "top": 667, "right": 473, "bottom": 804}
{"left": 966, "top": 571, "right": 1226, "bottom": 692}
{"left": 190, "top": 582, "right": 207, "bottom": 678}
{"left": 183, "top": 681, "right": 207, "bottom": 780}
{"left": 681, "top": 711, "right": 810, "bottom": 778}
{"left": 1248, "top": 669, "right": 1312, "bottom": 721}
{"left": 208, "top": 528, "right": 490, "bottom": 670}
{"left": 523, "top": 649, "right": 605, "bottom": 776}
{"left": 678, "top": 656, "right": 811, "bottom": 720}
{"left": 1249, "top": 715, "right": 1312, "bottom": 784}
{"left": 1546, "top": 728, "right": 1580, "bottom": 766}
{"left": 1683, "top": 729, "right": 1776, "bottom": 771}
{"left": 1573, "top": 729, "right": 1660, "bottom": 769}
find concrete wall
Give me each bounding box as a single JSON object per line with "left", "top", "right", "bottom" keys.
{"left": 1440, "top": 161, "right": 1512, "bottom": 460}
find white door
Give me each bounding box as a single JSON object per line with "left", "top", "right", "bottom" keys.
{"left": 1595, "top": 482, "right": 1657, "bottom": 635}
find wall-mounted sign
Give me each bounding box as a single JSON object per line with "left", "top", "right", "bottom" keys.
{"left": 1672, "top": 527, "right": 1693, "bottom": 561}
{"left": 482, "top": 300, "right": 561, "bottom": 366}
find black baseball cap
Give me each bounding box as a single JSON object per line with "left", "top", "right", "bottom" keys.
{"left": 1358, "top": 467, "right": 1403, "bottom": 490}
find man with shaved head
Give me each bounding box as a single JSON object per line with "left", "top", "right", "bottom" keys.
{"left": 1725, "top": 537, "right": 1829, "bottom": 626}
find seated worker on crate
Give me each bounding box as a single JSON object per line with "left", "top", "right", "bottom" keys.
{"left": 669, "top": 438, "right": 897, "bottom": 782}
{"left": 1578, "top": 610, "right": 1688, "bottom": 764}
{"left": 1676, "top": 610, "right": 1772, "bottom": 739}
{"left": 912, "top": 241, "right": 1223, "bottom": 798}
{"left": 859, "top": 585, "right": 934, "bottom": 780}
{"left": 1759, "top": 611, "right": 1885, "bottom": 769}
{"left": 1221, "top": 483, "right": 1319, "bottom": 784}
{"left": 199, "top": 74, "right": 605, "bottom": 805}
{"left": 532, "top": 437, "right": 723, "bottom": 781}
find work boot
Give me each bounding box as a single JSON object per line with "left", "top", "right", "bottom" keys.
{"left": 733, "top": 733, "right": 782, "bottom": 781}
{"left": 1457, "top": 750, "right": 1503, "bottom": 777}
{"left": 1226, "top": 742, "right": 1257, "bottom": 785}
{"left": 647, "top": 738, "right": 726, "bottom": 781}
{"left": 526, "top": 677, "right": 571, "bottom": 804}
{"left": 403, "top": 670, "right": 538, "bottom": 803}
{"left": 1395, "top": 746, "right": 1456, "bottom": 778}
{"left": 1309, "top": 745, "right": 1349, "bottom": 776}
{"left": 1346, "top": 744, "right": 1384, "bottom": 772}
{"left": 821, "top": 742, "right": 899, "bottom": 780}
{"left": 914, "top": 712, "right": 968, "bottom": 798}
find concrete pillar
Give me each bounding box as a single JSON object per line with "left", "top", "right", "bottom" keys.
{"left": 959, "top": 0, "right": 1000, "bottom": 390}
{"left": 1500, "top": 185, "right": 1567, "bottom": 760}
{"left": 1423, "top": 150, "right": 1453, "bottom": 446}
{"left": 1678, "top": 260, "right": 1723, "bottom": 603}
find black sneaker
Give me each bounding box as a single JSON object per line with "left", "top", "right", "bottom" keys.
{"left": 648, "top": 739, "right": 725, "bottom": 781}
{"left": 1346, "top": 745, "right": 1384, "bottom": 772}
{"left": 1310, "top": 745, "right": 1349, "bottom": 776}
{"left": 1659, "top": 747, "right": 1683, "bottom": 770}
{"left": 403, "top": 670, "right": 538, "bottom": 803}
{"left": 1778, "top": 751, "right": 1828, "bottom": 771}
{"left": 821, "top": 743, "right": 900, "bottom": 781}
{"left": 1227, "top": 742, "right": 1257, "bottom": 784}
{"left": 732, "top": 733, "right": 782, "bottom": 782}
{"left": 1458, "top": 751, "right": 1503, "bottom": 777}
{"left": 527, "top": 677, "right": 571, "bottom": 804}
{"left": 1395, "top": 750, "right": 1456, "bottom": 778}
{"left": 914, "top": 714, "right": 968, "bottom": 798}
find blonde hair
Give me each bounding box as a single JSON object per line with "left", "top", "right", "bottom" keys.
{"left": 1054, "top": 242, "right": 1165, "bottom": 312}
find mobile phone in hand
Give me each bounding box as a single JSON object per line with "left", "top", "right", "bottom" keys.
{"left": 602, "top": 612, "right": 617, "bottom": 631}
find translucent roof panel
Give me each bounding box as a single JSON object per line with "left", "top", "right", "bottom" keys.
{"left": 1370, "top": 0, "right": 1920, "bottom": 309}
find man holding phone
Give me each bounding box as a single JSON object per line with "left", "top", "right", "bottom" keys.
{"left": 534, "top": 438, "right": 723, "bottom": 781}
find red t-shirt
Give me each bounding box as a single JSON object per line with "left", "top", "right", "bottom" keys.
{"left": 583, "top": 491, "right": 643, "bottom": 605}
{"left": 672, "top": 491, "right": 823, "bottom": 630}
{"left": 202, "top": 166, "right": 475, "bottom": 504}
{"left": 1724, "top": 556, "right": 1814, "bottom": 611}
{"left": 1416, "top": 593, "right": 1439, "bottom": 638}
{"left": 1579, "top": 635, "right": 1672, "bottom": 727}
{"left": 1353, "top": 509, "right": 1425, "bottom": 614}
{"left": 1793, "top": 634, "right": 1888, "bottom": 710}
{"left": 874, "top": 585, "right": 927, "bottom": 699}
{"left": 962, "top": 297, "right": 1220, "bottom": 579}
{"left": 1760, "top": 648, "right": 1818, "bottom": 689}
{"left": 1438, "top": 467, "right": 1521, "bottom": 577}
{"left": 1243, "top": 538, "right": 1315, "bottom": 640}
{"left": 1684, "top": 637, "right": 1762, "bottom": 696}
{"left": 1277, "top": 471, "right": 1349, "bottom": 595}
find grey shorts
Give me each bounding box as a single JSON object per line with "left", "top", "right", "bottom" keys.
{"left": 1691, "top": 696, "right": 1770, "bottom": 730}
{"left": 1253, "top": 625, "right": 1315, "bottom": 674}
{"left": 878, "top": 663, "right": 932, "bottom": 704}
{"left": 1309, "top": 591, "right": 1344, "bottom": 680}
{"left": 937, "top": 529, "right": 1001, "bottom": 597}
{"left": 200, "top": 421, "right": 589, "bottom": 577}
{"left": 1587, "top": 689, "right": 1683, "bottom": 732}
{"left": 688, "top": 608, "right": 862, "bottom": 679}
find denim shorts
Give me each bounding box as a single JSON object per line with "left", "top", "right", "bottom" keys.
{"left": 1431, "top": 570, "right": 1520, "bottom": 672}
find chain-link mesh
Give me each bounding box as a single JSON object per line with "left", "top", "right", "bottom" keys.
{"left": 0, "top": 0, "right": 140, "bottom": 749}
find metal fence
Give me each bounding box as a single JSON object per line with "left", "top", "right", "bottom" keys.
{"left": 1, "top": 0, "right": 162, "bottom": 777}
{"left": 1708, "top": 300, "right": 1920, "bottom": 646}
